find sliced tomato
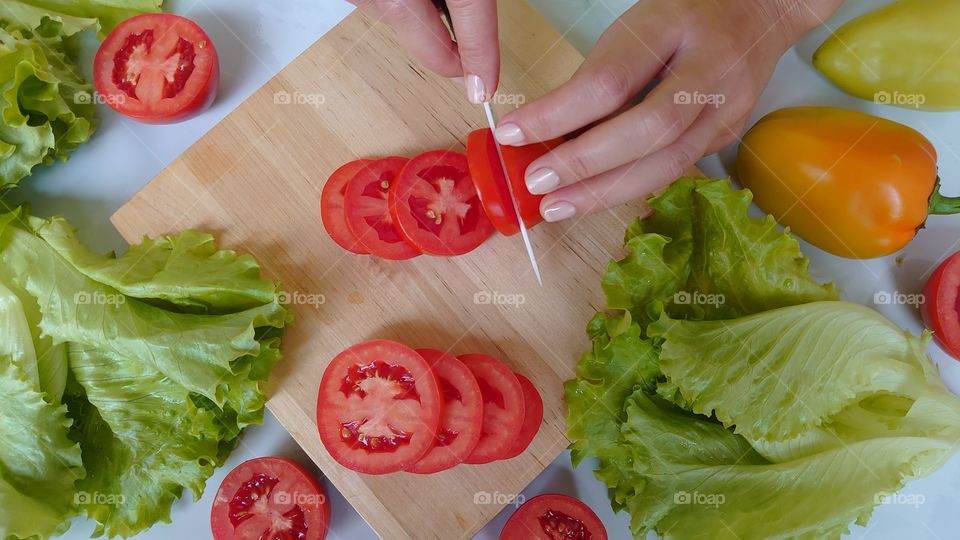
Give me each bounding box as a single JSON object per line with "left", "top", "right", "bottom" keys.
{"left": 922, "top": 252, "right": 960, "bottom": 360}
{"left": 500, "top": 494, "right": 607, "bottom": 540}
{"left": 321, "top": 160, "right": 370, "bottom": 254}
{"left": 316, "top": 340, "right": 441, "bottom": 474}
{"left": 211, "top": 457, "right": 330, "bottom": 540}
{"left": 94, "top": 14, "right": 219, "bottom": 124}
{"left": 343, "top": 157, "right": 421, "bottom": 260}
{"left": 458, "top": 353, "right": 525, "bottom": 464}
{"left": 406, "top": 349, "right": 484, "bottom": 474}
{"left": 390, "top": 150, "right": 495, "bottom": 256}
{"left": 466, "top": 129, "right": 563, "bottom": 236}
{"left": 501, "top": 373, "right": 543, "bottom": 460}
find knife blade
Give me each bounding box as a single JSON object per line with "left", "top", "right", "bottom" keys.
{"left": 482, "top": 101, "right": 543, "bottom": 286}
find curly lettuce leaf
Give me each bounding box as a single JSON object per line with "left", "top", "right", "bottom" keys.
{"left": 0, "top": 0, "right": 162, "bottom": 38}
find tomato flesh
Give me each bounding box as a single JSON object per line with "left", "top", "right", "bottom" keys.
{"left": 406, "top": 349, "right": 484, "bottom": 474}
{"left": 344, "top": 157, "right": 421, "bottom": 260}
{"left": 390, "top": 150, "right": 495, "bottom": 256}
{"left": 500, "top": 494, "right": 607, "bottom": 540}
{"left": 459, "top": 353, "right": 525, "bottom": 464}
{"left": 501, "top": 373, "right": 543, "bottom": 459}
{"left": 316, "top": 340, "right": 441, "bottom": 474}
{"left": 95, "top": 14, "right": 219, "bottom": 123}
{"left": 321, "top": 160, "right": 371, "bottom": 254}
{"left": 211, "top": 457, "right": 329, "bottom": 540}
{"left": 922, "top": 251, "right": 960, "bottom": 360}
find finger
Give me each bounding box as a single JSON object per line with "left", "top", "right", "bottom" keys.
{"left": 539, "top": 107, "right": 721, "bottom": 221}
{"left": 493, "top": 5, "right": 681, "bottom": 146}
{"left": 352, "top": 0, "right": 462, "bottom": 77}
{"left": 522, "top": 55, "right": 717, "bottom": 195}
{"left": 445, "top": 0, "right": 500, "bottom": 103}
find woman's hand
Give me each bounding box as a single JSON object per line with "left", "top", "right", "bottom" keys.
{"left": 349, "top": 0, "right": 500, "bottom": 103}
{"left": 494, "top": 0, "right": 843, "bottom": 222}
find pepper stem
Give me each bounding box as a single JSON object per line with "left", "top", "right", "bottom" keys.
{"left": 928, "top": 178, "right": 960, "bottom": 215}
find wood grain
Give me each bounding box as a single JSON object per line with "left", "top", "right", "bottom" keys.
{"left": 111, "top": 2, "right": 702, "bottom": 538}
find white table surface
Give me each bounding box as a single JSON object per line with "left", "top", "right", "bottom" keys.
{"left": 34, "top": 0, "right": 959, "bottom": 538}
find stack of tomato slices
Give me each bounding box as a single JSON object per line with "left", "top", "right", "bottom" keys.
{"left": 319, "top": 130, "right": 563, "bottom": 259}
{"left": 315, "top": 339, "right": 543, "bottom": 475}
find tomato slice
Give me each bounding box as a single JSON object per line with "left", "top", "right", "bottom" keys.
{"left": 316, "top": 340, "right": 441, "bottom": 474}
{"left": 343, "top": 157, "right": 421, "bottom": 260}
{"left": 321, "top": 160, "right": 371, "bottom": 254}
{"left": 499, "top": 494, "right": 607, "bottom": 540}
{"left": 922, "top": 251, "right": 960, "bottom": 360}
{"left": 406, "top": 349, "right": 484, "bottom": 474}
{"left": 390, "top": 150, "right": 495, "bottom": 256}
{"left": 458, "top": 353, "right": 525, "bottom": 464}
{"left": 466, "top": 129, "right": 563, "bottom": 236}
{"left": 501, "top": 373, "right": 543, "bottom": 460}
{"left": 210, "top": 457, "right": 330, "bottom": 540}
{"left": 94, "top": 14, "right": 219, "bottom": 124}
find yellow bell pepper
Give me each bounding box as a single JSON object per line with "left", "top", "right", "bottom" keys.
{"left": 813, "top": 0, "right": 960, "bottom": 111}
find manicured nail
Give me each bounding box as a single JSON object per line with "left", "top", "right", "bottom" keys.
{"left": 466, "top": 74, "right": 486, "bottom": 104}
{"left": 543, "top": 201, "right": 576, "bottom": 222}
{"left": 495, "top": 123, "right": 525, "bottom": 145}
{"left": 526, "top": 168, "right": 560, "bottom": 194}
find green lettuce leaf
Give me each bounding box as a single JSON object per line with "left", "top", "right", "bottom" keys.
{"left": 0, "top": 0, "right": 162, "bottom": 38}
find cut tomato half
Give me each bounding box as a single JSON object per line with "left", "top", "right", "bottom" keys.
{"left": 390, "top": 150, "right": 495, "bottom": 256}
{"left": 466, "top": 129, "right": 563, "bottom": 236}
{"left": 343, "top": 157, "right": 421, "bottom": 260}
{"left": 499, "top": 494, "right": 607, "bottom": 540}
{"left": 316, "top": 340, "right": 441, "bottom": 474}
{"left": 458, "top": 353, "right": 525, "bottom": 464}
{"left": 922, "top": 251, "right": 960, "bottom": 360}
{"left": 321, "top": 159, "right": 370, "bottom": 254}
{"left": 211, "top": 457, "right": 330, "bottom": 540}
{"left": 94, "top": 14, "right": 219, "bottom": 124}
{"left": 501, "top": 373, "right": 543, "bottom": 460}
{"left": 406, "top": 348, "right": 484, "bottom": 474}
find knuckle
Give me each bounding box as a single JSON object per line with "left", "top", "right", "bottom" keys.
{"left": 589, "top": 63, "right": 634, "bottom": 104}
{"left": 632, "top": 105, "right": 684, "bottom": 149}
{"left": 663, "top": 141, "right": 700, "bottom": 178}
{"left": 374, "top": 0, "right": 412, "bottom": 23}
{"left": 556, "top": 147, "right": 593, "bottom": 180}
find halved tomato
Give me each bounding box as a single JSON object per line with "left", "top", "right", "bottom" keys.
{"left": 320, "top": 160, "right": 370, "bottom": 254}
{"left": 343, "top": 157, "right": 421, "bottom": 260}
{"left": 466, "top": 129, "right": 563, "bottom": 236}
{"left": 458, "top": 353, "right": 525, "bottom": 464}
{"left": 501, "top": 373, "right": 543, "bottom": 460}
{"left": 316, "top": 340, "right": 441, "bottom": 475}
{"left": 499, "top": 494, "right": 607, "bottom": 540}
{"left": 406, "top": 349, "right": 484, "bottom": 474}
{"left": 94, "top": 14, "right": 219, "bottom": 124}
{"left": 922, "top": 251, "right": 960, "bottom": 360}
{"left": 390, "top": 150, "right": 495, "bottom": 256}
{"left": 211, "top": 457, "right": 330, "bottom": 540}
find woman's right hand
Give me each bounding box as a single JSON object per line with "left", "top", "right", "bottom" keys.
{"left": 349, "top": 0, "right": 501, "bottom": 103}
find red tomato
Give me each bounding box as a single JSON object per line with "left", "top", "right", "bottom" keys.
{"left": 500, "top": 494, "right": 607, "bottom": 540}
{"left": 458, "top": 353, "right": 525, "bottom": 464}
{"left": 94, "top": 14, "right": 219, "bottom": 124}
{"left": 390, "top": 150, "right": 495, "bottom": 256}
{"left": 316, "top": 340, "right": 442, "bottom": 474}
{"left": 406, "top": 349, "right": 484, "bottom": 474}
{"left": 344, "top": 157, "right": 421, "bottom": 260}
{"left": 210, "top": 457, "right": 329, "bottom": 540}
{"left": 320, "top": 160, "right": 370, "bottom": 254}
{"left": 501, "top": 373, "right": 543, "bottom": 460}
{"left": 466, "top": 129, "right": 562, "bottom": 236}
{"left": 922, "top": 252, "right": 960, "bottom": 360}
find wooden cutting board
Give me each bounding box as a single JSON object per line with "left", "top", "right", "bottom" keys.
{"left": 112, "top": 2, "right": 699, "bottom": 538}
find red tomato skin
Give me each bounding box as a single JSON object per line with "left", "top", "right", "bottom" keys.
{"left": 499, "top": 494, "right": 607, "bottom": 540}
{"left": 94, "top": 14, "right": 219, "bottom": 124}
{"left": 343, "top": 157, "right": 421, "bottom": 260}
{"left": 501, "top": 373, "right": 543, "bottom": 460}
{"left": 922, "top": 252, "right": 960, "bottom": 360}
{"left": 458, "top": 353, "right": 526, "bottom": 465}
{"left": 211, "top": 457, "right": 329, "bottom": 540}
{"left": 321, "top": 160, "right": 371, "bottom": 254}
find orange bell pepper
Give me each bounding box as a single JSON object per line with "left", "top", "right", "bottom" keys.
{"left": 736, "top": 106, "right": 953, "bottom": 259}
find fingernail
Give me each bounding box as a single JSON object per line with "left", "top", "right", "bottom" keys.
{"left": 526, "top": 168, "right": 560, "bottom": 194}
{"left": 495, "top": 123, "right": 525, "bottom": 145}
{"left": 543, "top": 201, "right": 576, "bottom": 222}
{"left": 466, "top": 74, "right": 486, "bottom": 104}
